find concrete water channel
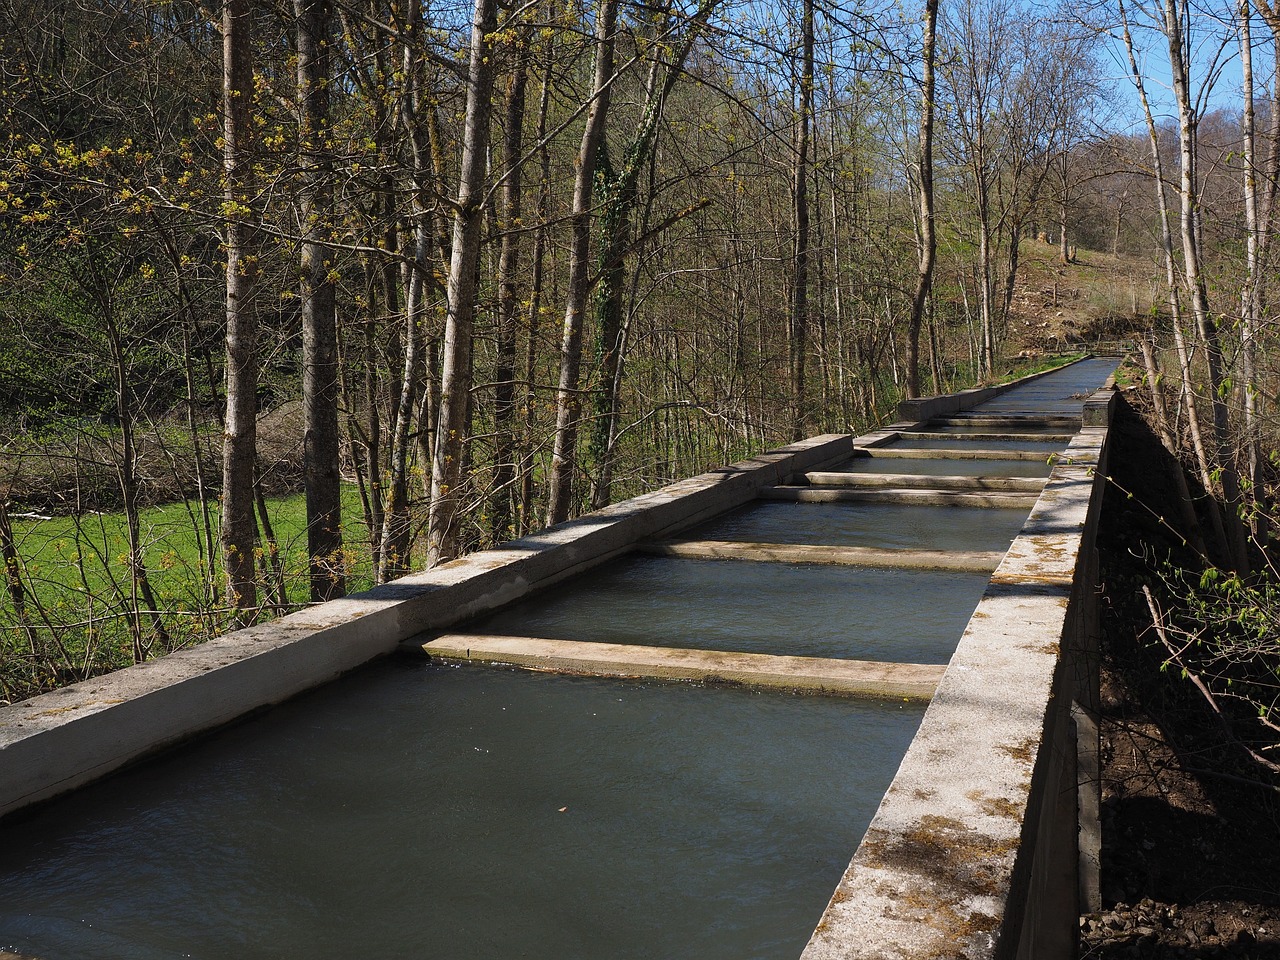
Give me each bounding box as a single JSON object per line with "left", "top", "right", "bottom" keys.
{"left": 0, "top": 357, "right": 1119, "bottom": 960}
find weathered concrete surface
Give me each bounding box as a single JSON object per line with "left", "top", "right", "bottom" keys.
{"left": 929, "top": 417, "right": 1079, "bottom": 430}
{"left": 896, "top": 357, "right": 1091, "bottom": 423}
{"left": 762, "top": 486, "right": 1040, "bottom": 509}
{"left": 854, "top": 447, "right": 1057, "bottom": 462}
{"left": 894, "top": 431, "right": 1074, "bottom": 444}
{"left": 805, "top": 472, "right": 1046, "bottom": 493}
{"left": 0, "top": 434, "right": 858, "bottom": 821}
{"left": 638, "top": 540, "right": 1005, "bottom": 573}
{"left": 800, "top": 389, "right": 1114, "bottom": 960}
{"left": 422, "top": 634, "right": 947, "bottom": 700}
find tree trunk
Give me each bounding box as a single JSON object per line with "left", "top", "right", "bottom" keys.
{"left": 221, "top": 0, "right": 259, "bottom": 621}
{"left": 427, "top": 0, "right": 500, "bottom": 564}
{"left": 587, "top": 0, "right": 718, "bottom": 509}
{"left": 1119, "top": 0, "right": 1228, "bottom": 558}
{"left": 491, "top": 25, "right": 530, "bottom": 542}
{"left": 905, "top": 0, "right": 938, "bottom": 400}
{"left": 1162, "top": 0, "right": 1250, "bottom": 570}
{"left": 294, "top": 0, "right": 344, "bottom": 602}
{"left": 520, "top": 64, "right": 553, "bottom": 532}
{"left": 789, "top": 0, "right": 814, "bottom": 439}
{"left": 546, "top": 0, "right": 619, "bottom": 526}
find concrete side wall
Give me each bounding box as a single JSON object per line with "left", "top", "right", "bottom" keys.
{"left": 896, "top": 355, "right": 1091, "bottom": 423}
{"left": 0, "top": 434, "right": 857, "bottom": 822}
{"left": 801, "top": 390, "right": 1115, "bottom": 960}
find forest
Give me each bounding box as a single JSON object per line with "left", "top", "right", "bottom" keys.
{"left": 0, "top": 0, "right": 1277, "bottom": 741}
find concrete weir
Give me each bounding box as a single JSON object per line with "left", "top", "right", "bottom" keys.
{"left": 0, "top": 356, "right": 1118, "bottom": 959}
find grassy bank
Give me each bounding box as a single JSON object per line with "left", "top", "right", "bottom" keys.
{"left": 1, "top": 485, "right": 375, "bottom": 702}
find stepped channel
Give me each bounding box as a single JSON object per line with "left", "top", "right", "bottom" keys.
{"left": 0, "top": 356, "right": 1120, "bottom": 960}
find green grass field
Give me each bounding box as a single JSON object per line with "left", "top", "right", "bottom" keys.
{"left": 1, "top": 485, "right": 379, "bottom": 701}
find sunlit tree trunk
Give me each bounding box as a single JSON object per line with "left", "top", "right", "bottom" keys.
{"left": 491, "top": 23, "right": 530, "bottom": 542}
{"left": 1119, "top": 0, "right": 1226, "bottom": 557}
{"left": 789, "top": 0, "right": 813, "bottom": 439}
{"left": 547, "top": 0, "right": 619, "bottom": 526}
{"left": 427, "top": 0, "right": 499, "bottom": 564}
{"left": 588, "top": 0, "right": 719, "bottom": 509}
{"left": 295, "top": 0, "right": 344, "bottom": 601}
{"left": 221, "top": 0, "right": 258, "bottom": 621}
{"left": 905, "top": 0, "right": 938, "bottom": 399}
{"left": 1162, "top": 0, "right": 1250, "bottom": 570}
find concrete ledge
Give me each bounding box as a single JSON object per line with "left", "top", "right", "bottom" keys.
{"left": 802, "top": 388, "right": 1114, "bottom": 960}
{"left": 930, "top": 416, "right": 1080, "bottom": 429}
{"left": 805, "top": 472, "right": 1046, "bottom": 493}
{"left": 422, "top": 634, "right": 947, "bottom": 700}
{"left": 895, "top": 431, "right": 1075, "bottom": 443}
{"left": 854, "top": 447, "right": 1057, "bottom": 462}
{"left": 638, "top": 540, "right": 1006, "bottom": 573}
{"left": 761, "top": 486, "right": 1040, "bottom": 509}
{"left": 897, "top": 356, "right": 1090, "bottom": 422}
{"left": 0, "top": 433, "right": 860, "bottom": 821}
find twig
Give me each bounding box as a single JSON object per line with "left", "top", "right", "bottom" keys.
{"left": 1144, "top": 585, "right": 1280, "bottom": 775}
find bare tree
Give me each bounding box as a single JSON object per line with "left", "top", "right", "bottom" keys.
{"left": 905, "top": 0, "right": 938, "bottom": 399}
{"left": 295, "top": 0, "right": 344, "bottom": 601}
{"left": 546, "top": 0, "right": 620, "bottom": 526}
{"left": 427, "top": 0, "right": 500, "bottom": 564}
{"left": 221, "top": 0, "right": 259, "bottom": 620}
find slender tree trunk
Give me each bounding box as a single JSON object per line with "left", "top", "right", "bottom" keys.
{"left": 905, "top": 0, "right": 938, "bottom": 400}
{"left": 1162, "top": 0, "right": 1250, "bottom": 570}
{"left": 427, "top": 0, "right": 500, "bottom": 564}
{"left": 587, "top": 0, "right": 718, "bottom": 509}
{"left": 221, "top": 0, "right": 259, "bottom": 621}
{"left": 491, "top": 25, "right": 530, "bottom": 541}
{"left": 789, "top": 0, "right": 814, "bottom": 440}
{"left": 1119, "top": 0, "right": 1227, "bottom": 556}
{"left": 295, "top": 0, "right": 344, "bottom": 602}
{"left": 520, "top": 65, "right": 553, "bottom": 531}
{"left": 546, "top": 0, "right": 619, "bottom": 526}
{"left": 1239, "top": 0, "right": 1264, "bottom": 535}
{"left": 0, "top": 500, "right": 39, "bottom": 673}
{"left": 103, "top": 304, "right": 169, "bottom": 658}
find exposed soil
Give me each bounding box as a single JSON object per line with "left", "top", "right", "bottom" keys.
{"left": 1081, "top": 397, "right": 1280, "bottom": 959}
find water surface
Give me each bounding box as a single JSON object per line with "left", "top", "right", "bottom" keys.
{"left": 0, "top": 663, "right": 924, "bottom": 960}
{"left": 686, "top": 500, "right": 1030, "bottom": 550}
{"left": 469, "top": 554, "right": 988, "bottom": 662}
{"left": 836, "top": 456, "right": 1052, "bottom": 478}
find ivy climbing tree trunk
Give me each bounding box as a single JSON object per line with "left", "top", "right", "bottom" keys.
{"left": 587, "top": 0, "right": 719, "bottom": 510}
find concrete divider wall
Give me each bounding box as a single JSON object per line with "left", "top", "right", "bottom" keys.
{"left": 801, "top": 389, "right": 1115, "bottom": 960}
{"left": 1, "top": 434, "right": 861, "bottom": 821}
{"left": 896, "top": 355, "right": 1092, "bottom": 423}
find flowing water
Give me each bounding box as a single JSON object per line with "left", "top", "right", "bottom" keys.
{"left": 467, "top": 554, "right": 989, "bottom": 663}
{"left": 0, "top": 663, "right": 924, "bottom": 960}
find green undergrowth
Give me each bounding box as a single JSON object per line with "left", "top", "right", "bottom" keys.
{"left": 1, "top": 485, "right": 376, "bottom": 703}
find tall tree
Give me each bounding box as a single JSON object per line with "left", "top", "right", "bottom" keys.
{"left": 789, "top": 0, "right": 814, "bottom": 438}
{"left": 546, "top": 0, "right": 620, "bottom": 526}
{"left": 1160, "top": 0, "right": 1250, "bottom": 569}
{"left": 427, "top": 0, "right": 500, "bottom": 564}
{"left": 221, "top": 0, "right": 259, "bottom": 621}
{"left": 586, "top": 0, "right": 720, "bottom": 509}
{"left": 905, "top": 0, "right": 939, "bottom": 400}
{"left": 294, "top": 0, "right": 344, "bottom": 601}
